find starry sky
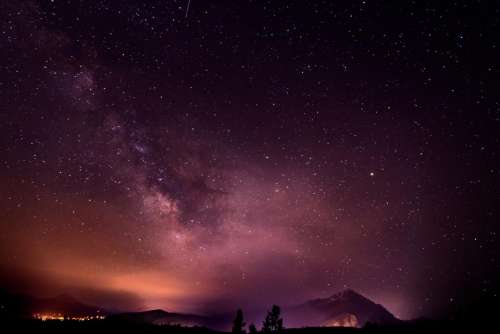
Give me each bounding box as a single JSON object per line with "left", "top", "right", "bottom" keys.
{"left": 1, "top": 0, "right": 499, "bottom": 321}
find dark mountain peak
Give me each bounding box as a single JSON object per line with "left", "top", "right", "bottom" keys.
{"left": 136, "top": 309, "right": 171, "bottom": 316}
{"left": 289, "top": 289, "right": 399, "bottom": 328}
{"left": 328, "top": 289, "right": 367, "bottom": 301}
{"left": 307, "top": 289, "right": 370, "bottom": 307}
{"left": 143, "top": 309, "right": 167, "bottom": 313}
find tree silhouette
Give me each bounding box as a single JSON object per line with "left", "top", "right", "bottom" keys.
{"left": 262, "top": 305, "right": 283, "bottom": 334}
{"left": 232, "top": 309, "right": 246, "bottom": 334}
{"left": 249, "top": 323, "right": 258, "bottom": 334}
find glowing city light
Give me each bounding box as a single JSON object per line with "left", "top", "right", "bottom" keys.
{"left": 33, "top": 313, "right": 105, "bottom": 321}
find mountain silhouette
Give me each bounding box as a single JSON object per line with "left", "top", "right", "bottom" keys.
{"left": 108, "top": 309, "right": 213, "bottom": 327}
{"left": 32, "top": 294, "right": 104, "bottom": 316}
{"left": 1, "top": 289, "right": 398, "bottom": 329}
{"left": 0, "top": 291, "right": 104, "bottom": 318}
{"left": 287, "top": 289, "right": 399, "bottom": 328}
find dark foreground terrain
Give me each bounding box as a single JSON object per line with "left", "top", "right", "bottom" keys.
{"left": 0, "top": 318, "right": 490, "bottom": 334}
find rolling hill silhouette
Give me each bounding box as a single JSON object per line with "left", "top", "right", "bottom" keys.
{"left": 108, "top": 309, "right": 212, "bottom": 327}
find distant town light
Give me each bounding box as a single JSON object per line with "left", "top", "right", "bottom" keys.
{"left": 33, "top": 313, "right": 105, "bottom": 321}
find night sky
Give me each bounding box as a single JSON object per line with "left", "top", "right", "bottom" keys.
{"left": 1, "top": 0, "right": 499, "bottom": 321}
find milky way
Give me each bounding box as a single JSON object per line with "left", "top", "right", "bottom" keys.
{"left": 1, "top": 0, "right": 499, "bottom": 320}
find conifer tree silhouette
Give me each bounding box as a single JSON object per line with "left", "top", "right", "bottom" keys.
{"left": 232, "top": 309, "right": 246, "bottom": 334}
{"left": 249, "top": 323, "right": 258, "bottom": 334}
{"left": 262, "top": 305, "right": 283, "bottom": 334}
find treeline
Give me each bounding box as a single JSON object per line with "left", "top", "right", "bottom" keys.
{"left": 232, "top": 305, "right": 284, "bottom": 334}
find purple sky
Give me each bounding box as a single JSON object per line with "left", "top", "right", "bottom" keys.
{"left": 1, "top": 0, "right": 499, "bottom": 320}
